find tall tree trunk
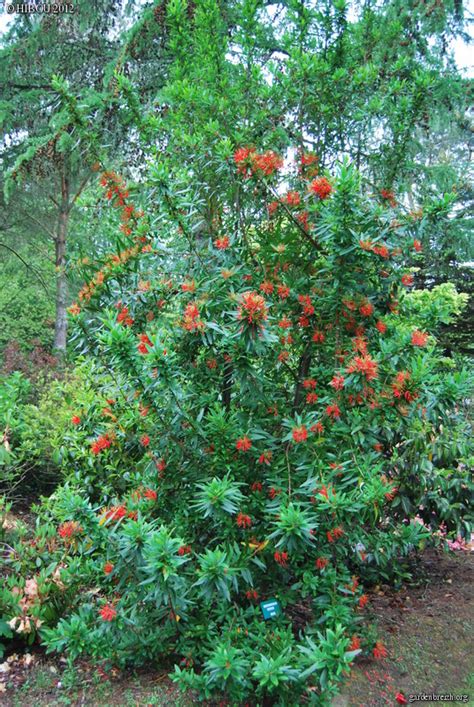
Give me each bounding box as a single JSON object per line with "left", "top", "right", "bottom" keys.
{"left": 53, "top": 170, "right": 70, "bottom": 354}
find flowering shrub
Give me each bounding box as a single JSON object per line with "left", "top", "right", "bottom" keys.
{"left": 3, "top": 152, "right": 472, "bottom": 703}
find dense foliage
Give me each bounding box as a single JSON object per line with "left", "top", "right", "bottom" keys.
{"left": 0, "top": 1, "right": 472, "bottom": 704}
{"left": 2, "top": 151, "right": 472, "bottom": 703}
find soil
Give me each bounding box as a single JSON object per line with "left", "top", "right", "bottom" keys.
{"left": 1, "top": 548, "right": 472, "bottom": 707}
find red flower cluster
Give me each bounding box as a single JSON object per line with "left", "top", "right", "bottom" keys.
{"left": 401, "top": 273, "right": 414, "bottom": 286}
{"left": 117, "top": 305, "right": 134, "bottom": 326}
{"left": 327, "top": 526, "right": 344, "bottom": 542}
{"left": 316, "top": 557, "right": 329, "bottom": 570}
{"left": 375, "top": 320, "right": 386, "bottom": 334}
{"left": 103, "top": 505, "right": 127, "bottom": 522}
{"left": 260, "top": 281, "right": 274, "bottom": 295}
{"left": 251, "top": 481, "right": 263, "bottom": 492}
{"left": 277, "top": 284, "right": 290, "bottom": 299}
{"left": 258, "top": 450, "right": 272, "bottom": 465}
{"left": 141, "top": 434, "right": 150, "bottom": 447}
{"left": 58, "top": 521, "right": 82, "bottom": 539}
{"left": 373, "top": 641, "right": 388, "bottom": 659}
{"left": 285, "top": 190, "right": 301, "bottom": 206}
{"left": 292, "top": 425, "right": 308, "bottom": 443}
{"left": 181, "top": 280, "right": 196, "bottom": 293}
{"left": 411, "top": 330, "right": 429, "bottom": 346}
{"left": 413, "top": 239, "right": 422, "bottom": 252}
{"left": 178, "top": 545, "right": 192, "bottom": 555}
{"left": 359, "top": 302, "right": 374, "bottom": 317}
{"left": 104, "top": 562, "right": 114, "bottom": 575}
{"left": 234, "top": 147, "right": 283, "bottom": 177}
{"left": 245, "top": 589, "right": 259, "bottom": 601}
{"left": 100, "top": 604, "right": 117, "bottom": 622}
{"left": 298, "top": 294, "right": 315, "bottom": 316}
{"left": 312, "top": 330, "right": 325, "bottom": 343}
{"left": 380, "top": 188, "right": 396, "bottom": 207}
{"left": 349, "top": 635, "right": 361, "bottom": 651}
{"left": 326, "top": 403, "right": 341, "bottom": 419}
{"left": 91, "top": 433, "right": 113, "bottom": 455}
{"left": 346, "top": 354, "right": 378, "bottom": 381}
{"left": 214, "top": 236, "right": 230, "bottom": 250}
{"left": 144, "top": 488, "right": 157, "bottom": 501}
{"left": 182, "top": 301, "right": 205, "bottom": 332}
{"left": 236, "top": 435, "right": 252, "bottom": 452}
{"left": 71, "top": 415, "right": 81, "bottom": 425}
{"left": 330, "top": 375, "right": 345, "bottom": 391}
{"left": 274, "top": 551, "right": 289, "bottom": 566}
{"left": 236, "top": 512, "right": 252, "bottom": 528}
{"left": 238, "top": 291, "right": 268, "bottom": 325}
{"left": 137, "top": 333, "right": 152, "bottom": 354}
{"left": 309, "top": 177, "right": 333, "bottom": 200}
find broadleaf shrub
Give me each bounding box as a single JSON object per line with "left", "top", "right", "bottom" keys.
{"left": 3, "top": 151, "right": 472, "bottom": 704}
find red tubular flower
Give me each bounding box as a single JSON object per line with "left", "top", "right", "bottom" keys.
{"left": 310, "top": 421, "right": 324, "bottom": 434}
{"left": 358, "top": 594, "right": 369, "bottom": 609}
{"left": 306, "top": 392, "right": 318, "bottom": 404}
{"left": 236, "top": 512, "right": 252, "bottom": 529}
{"left": 100, "top": 604, "right": 117, "bottom": 622}
{"left": 401, "top": 274, "right": 414, "bottom": 286}
{"left": 310, "top": 177, "right": 333, "bottom": 200}
{"left": 144, "top": 488, "right": 157, "bottom": 501}
{"left": 104, "top": 562, "right": 114, "bottom": 575}
{"left": 141, "top": 435, "right": 151, "bottom": 447}
{"left": 395, "top": 693, "right": 408, "bottom": 704}
{"left": 292, "top": 425, "right": 308, "bottom": 443}
{"left": 214, "top": 236, "right": 230, "bottom": 250}
{"left": 71, "top": 415, "right": 81, "bottom": 425}
{"left": 316, "top": 557, "right": 329, "bottom": 570}
{"left": 411, "top": 330, "right": 429, "bottom": 346}
{"left": 251, "top": 481, "right": 263, "bottom": 492}
{"left": 268, "top": 487, "right": 281, "bottom": 500}
{"left": 373, "top": 641, "right": 388, "bottom": 659}
{"left": 375, "top": 320, "right": 387, "bottom": 334}
{"left": 413, "top": 239, "right": 422, "bottom": 252}
{"left": 236, "top": 435, "right": 252, "bottom": 452}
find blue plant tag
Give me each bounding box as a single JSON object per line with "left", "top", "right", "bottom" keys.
{"left": 260, "top": 597, "right": 282, "bottom": 620}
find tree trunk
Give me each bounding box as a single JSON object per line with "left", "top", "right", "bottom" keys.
{"left": 53, "top": 171, "right": 70, "bottom": 354}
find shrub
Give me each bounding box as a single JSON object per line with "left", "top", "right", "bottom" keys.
{"left": 4, "top": 155, "right": 472, "bottom": 704}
